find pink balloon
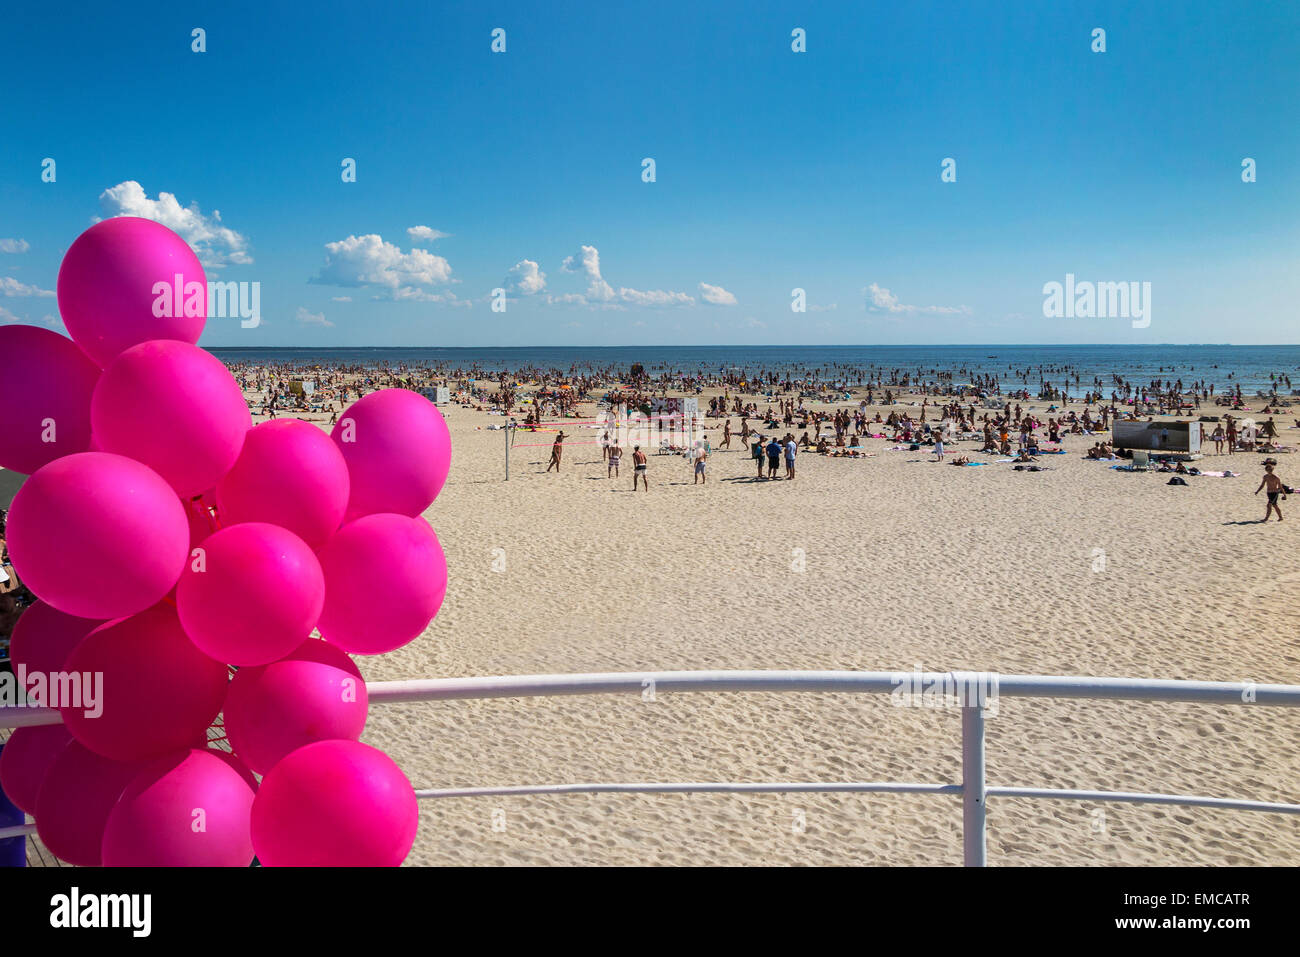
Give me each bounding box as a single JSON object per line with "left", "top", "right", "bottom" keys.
{"left": 57, "top": 216, "right": 206, "bottom": 368}
{"left": 35, "top": 739, "right": 146, "bottom": 866}
{"left": 225, "top": 639, "right": 367, "bottom": 774}
{"left": 101, "top": 749, "right": 255, "bottom": 866}
{"left": 331, "top": 389, "right": 451, "bottom": 520}
{"left": 217, "top": 419, "right": 349, "bottom": 548}
{"left": 91, "top": 340, "right": 250, "bottom": 496}
{"left": 60, "top": 603, "right": 229, "bottom": 762}
{"left": 251, "top": 740, "right": 417, "bottom": 867}
{"left": 0, "top": 724, "right": 74, "bottom": 814}
{"left": 317, "top": 514, "right": 447, "bottom": 655}
{"left": 177, "top": 523, "right": 325, "bottom": 666}
{"left": 209, "top": 749, "right": 260, "bottom": 792}
{"left": 6, "top": 452, "right": 189, "bottom": 619}
{"left": 0, "top": 325, "right": 100, "bottom": 474}
{"left": 7, "top": 601, "right": 103, "bottom": 705}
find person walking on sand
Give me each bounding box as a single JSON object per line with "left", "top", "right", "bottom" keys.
{"left": 607, "top": 442, "right": 622, "bottom": 478}
{"left": 1256, "top": 462, "right": 1287, "bottom": 521}
{"left": 1211, "top": 423, "right": 1225, "bottom": 454}
{"left": 784, "top": 434, "right": 797, "bottom": 480}
{"left": 601, "top": 429, "right": 611, "bottom": 462}
{"left": 546, "top": 431, "right": 566, "bottom": 472}
{"left": 720, "top": 419, "right": 733, "bottom": 450}
{"left": 632, "top": 445, "right": 649, "bottom": 491}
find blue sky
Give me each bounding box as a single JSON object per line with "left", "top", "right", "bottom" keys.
{"left": 0, "top": 0, "right": 1296, "bottom": 346}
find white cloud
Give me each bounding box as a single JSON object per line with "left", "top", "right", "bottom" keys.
{"left": 619, "top": 287, "right": 693, "bottom": 307}
{"left": 562, "top": 245, "right": 602, "bottom": 278}
{"left": 296, "top": 307, "right": 334, "bottom": 327}
{"left": 809, "top": 302, "right": 838, "bottom": 312}
{"left": 865, "top": 282, "right": 968, "bottom": 316}
{"left": 99, "top": 181, "right": 252, "bottom": 269}
{"left": 505, "top": 259, "right": 546, "bottom": 295}
{"left": 0, "top": 277, "right": 54, "bottom": 297}
{"left": 699, "top": 282, "right": 737, "bottom": 306}
{"left": 555, "top": 244, "right": 695, "bottom": 308}
{"left": 312, "top": 233, "right": 453, "bottom": 300}
{"left": 0, "top": 239, "right": 30, "bottom": 254}
{"left": 407, "top": 225, "right": 450, "bottom": 243}
{"left": 383, "top": 288, "right": 471, "bottom": 308}
{"left": 0, "top": 304, "right": 59, "bottom": 328}
{"left": 331, "top": 296, "right": 352, "bottom": 302}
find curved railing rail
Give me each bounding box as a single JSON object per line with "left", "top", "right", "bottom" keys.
{"left": 4, "top": 670, "right": 1300, "bottom": 865}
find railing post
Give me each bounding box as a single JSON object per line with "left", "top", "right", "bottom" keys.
{"left": 961, "top": 698, "right": 987, "bottom": 866}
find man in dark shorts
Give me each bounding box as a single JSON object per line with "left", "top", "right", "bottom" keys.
{"left": 766, "top": 435, "right": 782, "bottom": 478}
{"left": 753, "top": 435, "right": 765, "bottom": 478}
{"left": 1256, "top": 462, "right": 1286, "bottom": 521}
{"left": 632, "top": 445, "right": 648, "bottom": 491}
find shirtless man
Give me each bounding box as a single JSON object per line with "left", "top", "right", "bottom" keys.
{"left": 607, "top": 442, "right": 622, "bottom": 478}
{"left": 693, "top": 444, "right": 708, "bottom": 484}
{"left": 1256, "top": 463, "right": 1286, "bottom": 521}
{"left": 632, "top": 445, "right": 649, "bottom": 491}
{"left": 719, "top": 419, "right": 733, "bottom": 449}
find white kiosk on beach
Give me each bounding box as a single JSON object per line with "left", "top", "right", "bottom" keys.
{"left": 1113, "top": 420, "right": 1202, "bottom": 455}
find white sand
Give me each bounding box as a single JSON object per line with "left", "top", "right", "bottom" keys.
{"left": 356, "top": 399, "right": 1300, "bottom": 865}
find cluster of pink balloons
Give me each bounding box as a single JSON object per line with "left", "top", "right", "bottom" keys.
{"left": 0, "top": 217, "right": 450, "bottom": 866}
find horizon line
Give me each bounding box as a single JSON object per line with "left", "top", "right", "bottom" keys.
{"left": 203, "top": 342, "right": 1292, "bottom": 350}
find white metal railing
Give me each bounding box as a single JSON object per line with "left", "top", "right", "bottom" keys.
{"left": 5, "top": 670, "right": 1300, "bottom": 865}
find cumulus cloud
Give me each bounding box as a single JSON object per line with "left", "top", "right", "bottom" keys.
{"left": 699, "top": 282, "right": 737, "bottom": 306}
{"left": 389, "top": 287, "right": 471, "bottom": 306}
{"left": 865, "top": 282, "right": 968, "bottom": 316}
{"left": 554, "top": 244, "right": 696, "bottom": 308}
{"left": 505, "top": 259, "right": 546, "bottom": 295}
{"left": 545, "top": 292, "right": 595, "bottom": 306}
{"left": 295, "top": 306, "right": 334, "bottom": 327}
{"left": 99, "top": 181, "right": 252, "bottom": 269}
{"left": 312, "top": 233, "right": 453, "bottom": 300}
{"left": 0, "top": 277, "right": 54, "bottom": 297}
{"left": 0, "top": 304, "right": 59, "bottom": 328}
{"left": 0, "top": 239, "right": 30, "bottom": 254}
{"left": 562, "top": 245, "right": 602, "bottom": 278}
{"left": 619, "top": 287, "right": 693, "bottom": 307}
{"left": 407, "top": 225, "right": 450, "bottom": 243}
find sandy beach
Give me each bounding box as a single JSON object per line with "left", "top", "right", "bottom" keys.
{"left": 7, "top": 360, "right": 1299, "bottom": 867}
{"left": 322, "top": 386, "right": 1300, "bottom": 866}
